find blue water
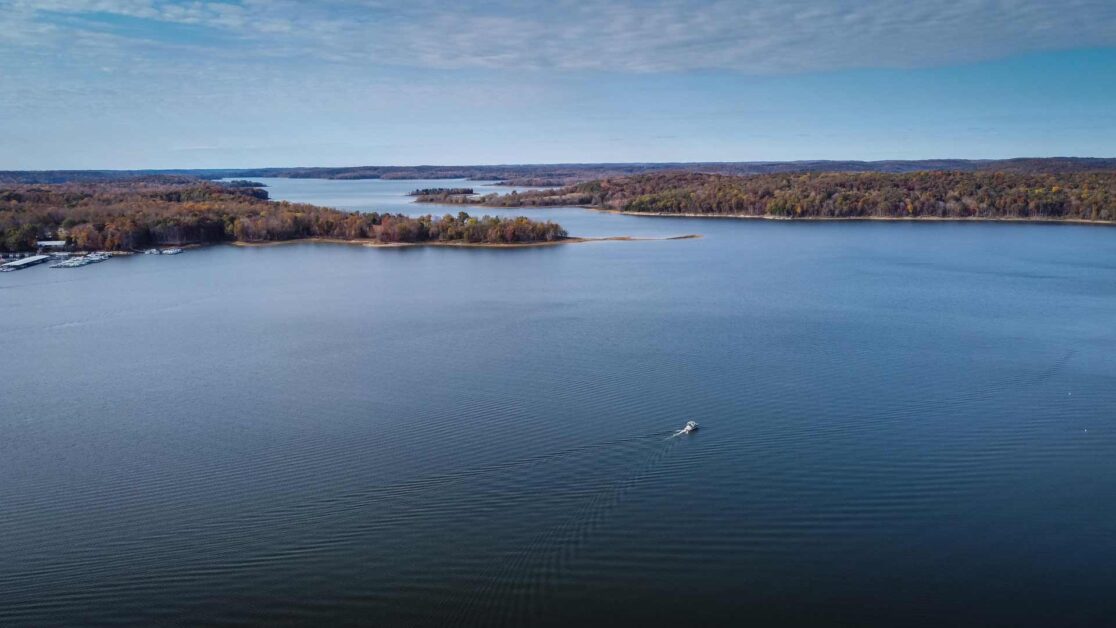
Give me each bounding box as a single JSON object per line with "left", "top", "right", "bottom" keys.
{"left": 2, "top": 178, "right": 1116, "bottom": 626}
{"left": 252, "top": 176, "right": 682, "bottom": 239}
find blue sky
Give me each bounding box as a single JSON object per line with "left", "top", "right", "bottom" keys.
{"left": 1, "top": 0, "right": 1115, "bottom": 169}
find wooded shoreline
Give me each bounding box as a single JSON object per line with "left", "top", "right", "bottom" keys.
{"left": 601, "top": 210, "right": 1116, "bottom": 226}
{"left": 0, "top": 181, "right": 568, "bottom": 252}
{"left": 413, "top": 171, "right": 1116, "bottom": 223}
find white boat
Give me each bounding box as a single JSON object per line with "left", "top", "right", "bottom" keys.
{"left": 161, "top": 248, "right": 183, "bottom": 255}
{"left": 680, "top": 420, "right": 698, "bottom": 434}
{"left": 144, "top": 248, "right": 160, "bottom": 255}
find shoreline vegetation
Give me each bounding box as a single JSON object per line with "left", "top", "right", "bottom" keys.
{"left": 413, "top": 171, "right": 1116, "bottom": 223}
{"left": 0, "top": 180, "right": 568, "bottom": 253}
{"left": 5, "top": 167, "right": 1114, "bottom": 254}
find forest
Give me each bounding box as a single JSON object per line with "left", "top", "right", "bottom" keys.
{"left": 5, "top": 157, "right": 1116, "bottom": 186}
{"left": 454, "top": 171, "right": 1116, "bottom": 222}
{"left": 0, "top": 181, "right": 567, "bottom": 252}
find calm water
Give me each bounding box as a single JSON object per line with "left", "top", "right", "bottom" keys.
{"left": 3, "top": 179, "right": 1116, "bottom": 626}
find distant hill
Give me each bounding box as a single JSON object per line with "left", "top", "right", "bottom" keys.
{"left": 3, "top": 158, "right": 1115, "bottom": 185}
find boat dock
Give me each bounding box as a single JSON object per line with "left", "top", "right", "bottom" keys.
{"left": 0, "top": 255, "right": 51, "bottom": 272}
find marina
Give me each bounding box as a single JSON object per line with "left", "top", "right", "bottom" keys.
{"left": 0, "top": 249, "right": 184, "bottom": 270}
{"left": 50, "top": 252, "right": 112, "bottom": 269}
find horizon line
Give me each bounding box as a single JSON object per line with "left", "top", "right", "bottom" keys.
{"left": 5, "top": 156, "right": 1116, "bottom": 173}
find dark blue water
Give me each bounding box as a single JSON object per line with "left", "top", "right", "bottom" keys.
{"left": 2, "top": 179, "right": 1116, "bottom": 626}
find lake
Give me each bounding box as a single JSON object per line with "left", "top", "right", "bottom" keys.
{"left": 2, "top": 178, "right": 1116, "bottom": 626}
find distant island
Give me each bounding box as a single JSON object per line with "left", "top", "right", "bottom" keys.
{"left": 223, "top": 179, "right": 267, "bottom": 188}
{"left": 0, "top": 180, "right": 567, "bottom": 253}
{"left": 415, "top": 171, "right": 1116, "bottom": 223}
{"left": 408, "top": 187, "right": 474, "bottom": 197}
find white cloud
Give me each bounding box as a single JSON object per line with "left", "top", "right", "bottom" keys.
{"left": 2, "top": 0, "right": 1114, "bottom": 168}
{"left": 3, "top": 0, "right": 1115, "bottom": 74}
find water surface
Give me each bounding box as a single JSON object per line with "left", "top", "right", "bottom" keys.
{"left": 3, "top": 178, "right": 1116, "bottom": 626}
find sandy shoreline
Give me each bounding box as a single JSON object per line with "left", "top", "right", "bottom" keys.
{"left": 602, "top": 210, "right": 1116, "bottom": 225}
{"left": 230, "top": 234, "right": 701, "bottom": 249}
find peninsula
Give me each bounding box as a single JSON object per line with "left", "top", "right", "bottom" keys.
{"left": 0, "top": 180, "right": 567, "bottom": 252}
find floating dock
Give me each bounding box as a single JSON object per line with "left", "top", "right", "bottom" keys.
{"left": 0, "top": 255, "right": 51, "bottom": 272}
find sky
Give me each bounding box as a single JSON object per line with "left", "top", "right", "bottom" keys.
{"left": 1, "top": 0, "right": 1115, "bottom": 169}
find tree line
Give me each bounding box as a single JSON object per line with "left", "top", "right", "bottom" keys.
{"left": 8, "top": 158, "right": 1116, "bottom": 186}
{"left": 409, "top": 187, "right": 474, "bottom": 197}
{"left": 0, "top": 182, "right": 567, "bottom": 252}
{"left": 456, "top": 171, "right": 1116, "bottom": 222}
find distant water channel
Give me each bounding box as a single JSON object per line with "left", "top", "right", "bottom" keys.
{"left": 2, "top": 178, "right": 1116, "bottom": 625}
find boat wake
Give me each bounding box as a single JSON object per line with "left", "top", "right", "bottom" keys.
{"left": 450, "top": 428, "right": 689, "bottom": 624}
{"left": 667, "top": 420, "right": 699, "bottom": 439}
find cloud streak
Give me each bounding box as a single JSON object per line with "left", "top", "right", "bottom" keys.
{"left": 5, "top": 0, "right": 1116, "bottom": 74}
